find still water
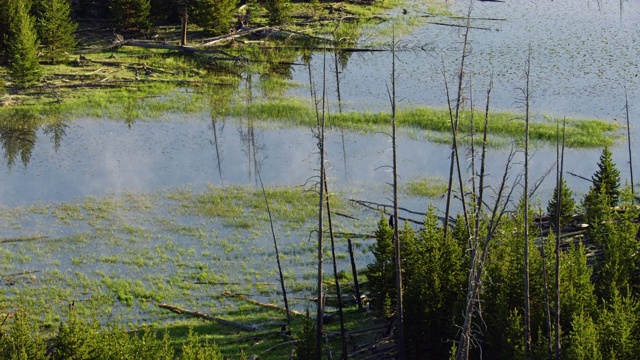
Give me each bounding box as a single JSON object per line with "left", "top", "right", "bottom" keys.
{"left": 1, "top": 0, "right": 638, "bottom": 211}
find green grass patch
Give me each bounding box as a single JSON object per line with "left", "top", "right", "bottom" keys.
{"left": 403, "top": 176, "right": 448, "bottom": 198}
{"left": 228, "top": 99, "right": 619, "bottom": 148}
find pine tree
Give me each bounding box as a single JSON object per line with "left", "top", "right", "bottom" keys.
{"left": 109, "top": 0, "right": 151, "bottom": 31}
{"left": 403, "top": 206, "right": 465, "bottom": 358}
{"left": 189, "top": 0, "right": 237, "bottom": 36}
{"left": 264, "top": 0, "right": 289, "bottom": 25}
{"left": 37, "top": 0, "right": 77, "bottom": 64}
{"left": 547, "top": 178, "right": 576, "bottom": 230}
{"left": 590, "top": 195, "right": 640, "bottom": 301}
{"left": 0, "top": 308, "right": 47, "bottom": 360}
{"left": 592, "top": 146, "right": 621, "bottom": 207}
{"left": 0, "top": 0, "right": 15, "bottom": 64}
{"left": 598, "top": 286, "right": 640, "bottom": 359}
{"left": 567, "top": 312, "right": 601, "bottom": 360}
{"left": 7, "top": 0, "right": 41, "bottom": 87}
{"left": 365, "top": 215, "right": 396, "bottom": 316}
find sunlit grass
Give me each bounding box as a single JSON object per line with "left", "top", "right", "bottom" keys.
{"left": 403, "top": 176, "right": 448, "bottom": 198}
{"left": 228, "top": 99, "right": 619, "bottom": 148}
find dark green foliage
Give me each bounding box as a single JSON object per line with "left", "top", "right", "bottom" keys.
{"left": 547, "top": 178, "right": 576, "bottom": 229}
{"left": 592, "top": 146, "right": 621, "bottom": 207}
{"left": 365, "top": 215, "right": 396, "bottom": 317}
{"left": 590, "top": 198, "right": 640, "bottom": 301}
{"left": 598, "top": 287, "right": 640, "bottom": 359}
{"left": 567, "top": 311, "right": 601, "bottom": 360}
{"left": 150, "top": 0, "right": 178, "bottom": 23}
{"left": 0, "top": 308, "right": 47, "bottom": 360}
{"left": 180, "top": 329, "right": 223, "bottom": 360}
{"left": 93, "top": 325, "right": 174, "bottom": 360}
{"left": 54, "top": 308, "right": 100, "bottom": 359}
{"left": 36, "top": 0, "right": 77, "bottom": 64}
{"left": 293, "top": 309, "right": 318, "bottom": 360}
{"left": 264, "top": 0, "right": 289, "bottom": 25}
{"left": 403, "top": 206, "right": 465, "bottom": 358}
{"left": 560, "top": 242, "right": 597, "bottom": 336}
{"left": 583, "top": 185, "right": 611, "bottom": 227}
{"left": 7, "top": 0, "right": 41, "bottom": 87}
{"left": 109, "top": 0, "right": 151, "bottom": 31}
{"left": 0, "top": 0, "right": 15, "bottom": 64}
{"left": 189, "top": 0, "right": 237, "bottom": 36}
{"left": 0, "top": 109, "right": 39, "bottom": 168}
{"left": 72, "top": 0, "right": 109, "bottom": 18}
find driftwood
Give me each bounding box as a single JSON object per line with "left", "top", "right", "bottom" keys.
{"left": 157, "top": 303, "right": 257, "bottom": 332}
{"left": 425, "top": 21, "right": 493, "bottom": 31}
{"left": 195, "top": 281, "right": 276, "bottom": 286}
{"left": 0, "top": 236, "right": 48, "bottom": 244}
{"left": 0, "top": 270, "right": 40, "bottom": 278}
{"left": 324, "top": 324, "right": 388, "bottom": 339}
{"left": 198, "top": 26, "right": 275, "bottom": 47}
{"left": 221, "top": 292, "right": 303, "bottom": 316}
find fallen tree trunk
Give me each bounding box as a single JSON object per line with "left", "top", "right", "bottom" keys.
{"left": 0, "top": 236, "right": 49, "bottom": 244}
{"left": 221, "top": 292, "right": 303, "bottom": 316}
{"left": 198, "top": 26, "right": 275, "bottom": 47}
{"left": 157, "top": 303, "right": 257, "bottom": 331}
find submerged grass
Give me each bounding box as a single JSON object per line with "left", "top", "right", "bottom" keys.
{"left": 403, "top": 176, "right": 448, "bottom": 198}
{"left": 229, "top": 99, "right": 620, "bottom": 148}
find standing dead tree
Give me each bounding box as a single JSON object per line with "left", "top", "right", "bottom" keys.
{"left": 624, "top": 87, "right": 635, "bottom": 196}
{"left": 522, "top": 47, "right": 533, "bottom": 358}
{"left": 307, "top": 51, "right": 327, "bottom": 359}
{"left": 456, "top": 75, "right": 520, "bottom": 359}
{"left": 388, "top": 28, "right": 405, "bottom": 360}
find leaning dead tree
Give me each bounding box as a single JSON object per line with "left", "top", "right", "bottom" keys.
{"left": 554, "top": 118, "right": 567, "bottom": 360}
{"left": 443, "top": 4, "right": 473, "bottom": 241}
{"left": 257, "top": 170, "right": 291, "bottom": 326}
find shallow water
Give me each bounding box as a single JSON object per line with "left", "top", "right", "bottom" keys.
{"left": 0, "top": 0, "right": 638, "bottom": 324}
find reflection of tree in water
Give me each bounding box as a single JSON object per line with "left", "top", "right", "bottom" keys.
{"left": 0, "top": 109, "right": 69, "bottom": 169}
{"left": 43, "top": 121, "right": 69, "bottom": 152}
{"left": 122, "top": 96, "right": 140, "bottom": 128}
{"left": 239, "top": 72, "right": 266, "bottom": 184}
{"left": 206, "top": 75, "right": 237, "bottom": 184}
{"left": 258, "top": 48, "right": 297, "bottom": 99}
{"left": 0, "top": 110, "right": 39, "bottom": 169}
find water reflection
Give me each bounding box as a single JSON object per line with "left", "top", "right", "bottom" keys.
{"left": 238, "top": 73, "right": 265, "bottom": 185}
{"left": 0, "top": 109, "right": 68, "bottom": 169}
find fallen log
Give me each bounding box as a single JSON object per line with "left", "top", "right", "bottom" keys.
{"left": 198, "top": 26, "right": 275, "bottom": 47}
{"left": 157, "top": 303, "right": 258, "bottom": 331}
{"left": 0, "top": 236, "right": 49, "bottom": 244}
{"left": 0, "top": 270, "right": 40, "bottom": 278}
{"left": 195, "top": 281, "right": 276, "bottom": 286}
{"left": 221, "top": 292, "right": 303, "bottom": 316}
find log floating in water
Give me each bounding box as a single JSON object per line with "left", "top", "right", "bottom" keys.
{"left": 157, "top": 303, "right": 258, "bottom": 332}
{"left": 0, "top": 236, "right": 48, "bottom": 244}
{"left": 221, "top": 292, "right": 303, "bottom": 316}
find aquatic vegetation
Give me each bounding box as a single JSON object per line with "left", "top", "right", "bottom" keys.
{"left": 403, "top": 176, "right": 448, "bottom": 198}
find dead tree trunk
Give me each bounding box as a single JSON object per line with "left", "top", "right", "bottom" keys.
{"left": 389, "top": 28, "right": 405, "bottom": 360}
{"left": 523, "top": 47, "right": 532, "bottom": 358}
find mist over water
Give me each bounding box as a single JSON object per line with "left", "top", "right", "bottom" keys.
{"left": 0, "top": 0, "right": 637, "bottom": 212}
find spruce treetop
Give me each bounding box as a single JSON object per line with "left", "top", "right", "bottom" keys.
{"left": 592, "top": 146, "right": 621, "bottom": 207}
